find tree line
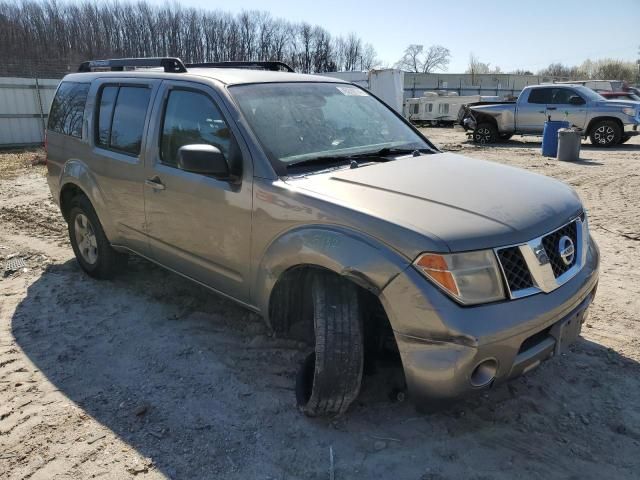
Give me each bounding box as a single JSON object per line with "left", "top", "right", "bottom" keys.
{"left": 537, "top": 60, "right": 638, "bottom": 83}
{"left": 0, "top": 0, "right": 378, "bottom": 77}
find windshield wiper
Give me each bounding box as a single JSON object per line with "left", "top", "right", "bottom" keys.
{"left": 285, "top": 146, "right": 432, "bottom": 172}
{"left": 351, "top": 146, "right": 432, "bottom": 158}
{"left": 285, "top": 155, "right": 355, "bottom": 171}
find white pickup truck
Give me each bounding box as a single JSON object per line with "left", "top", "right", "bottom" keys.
{"left": 458, "top": 84, "right": 640, "bottom": 147}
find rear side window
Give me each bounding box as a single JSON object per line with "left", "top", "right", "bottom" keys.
{"left": 96, "top": 85, "right": 151, "bottom": 156}
{"left": 160, "top": 90, "right": 231, "bottom": 167}
{"left": 48, "top": 82, "right": 90, "bottom": 137}
{"left": 527, "top": 88, "right": 552, "bottom": 104}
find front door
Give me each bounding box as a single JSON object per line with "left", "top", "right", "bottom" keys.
{"left": 143, "top": 81, "right": 253, "bottom": 303}
{"left": 546, "top": 88, "right": 588, "bottom": 130}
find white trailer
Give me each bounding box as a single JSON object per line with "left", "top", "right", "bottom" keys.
{"left": 403, "top": 92, "right": 500, "bottom": 126}
{"left": 319, "top": 69, "right": 405, "bottom": 113}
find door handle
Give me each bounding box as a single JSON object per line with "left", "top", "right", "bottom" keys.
{"left": 145, "top": 176, "right": 166, "bottom": 190}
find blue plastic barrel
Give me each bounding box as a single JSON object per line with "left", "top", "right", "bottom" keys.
{"left": 541, "top": 120, "right": 570, "bottom": 157}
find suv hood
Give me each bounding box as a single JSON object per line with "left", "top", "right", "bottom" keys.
{"left": 285, "top": 153, "right": 582, "bottom": 254}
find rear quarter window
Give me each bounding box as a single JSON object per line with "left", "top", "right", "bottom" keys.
{"left": 48, "top": 82, "right": 90, "bottom": 137}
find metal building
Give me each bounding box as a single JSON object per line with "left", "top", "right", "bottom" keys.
{"left": 0, "top": 77, "right": 59, "bottom": 147}
{"left": 403, "top": 72, "right": 570, "bottom": 100}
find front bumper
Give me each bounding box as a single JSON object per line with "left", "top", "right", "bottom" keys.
{"left": 379, "top": 236, "right": 599, "bottom": 407}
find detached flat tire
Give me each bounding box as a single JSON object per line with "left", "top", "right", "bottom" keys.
{"left": 296, "top": 272, "right": 364, "bottom": 417}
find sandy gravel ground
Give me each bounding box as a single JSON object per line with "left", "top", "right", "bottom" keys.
{"left": 1, "top": 131, "right": 639, "bottom": 480}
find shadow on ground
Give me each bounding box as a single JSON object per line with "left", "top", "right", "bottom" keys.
{"left": 11, "top": 257, "right": 640, "bottom": 479}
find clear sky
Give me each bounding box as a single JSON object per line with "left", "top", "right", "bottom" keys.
{"left": 155, "top": 0, "right": 639, "bottom": 72}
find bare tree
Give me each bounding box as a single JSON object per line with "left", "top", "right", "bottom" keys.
{"left": 537, "top": 63, "right": 580, "bottom": 78}
{"left": 510, "top": 69, "right": 534, "bottom": 75}
{"left": 579, "top": 58, "right": 636, "bottom": 82}
{"left": 0, "top": 0, "right": 377, "bottom": 76}
{"left": 395, "top": 44, "right": 423, "bottom": 72}
{"left": 420, "top": 45, "right": 451, "bottom": 73}
{"left": 359, "top": 43, "right": 378, "bottom": 70}
{"left": 466, "top": 53, "right": 501, "bottom": 81}
{"left": 395, "top": 44, "right": 450, "bottom": 73}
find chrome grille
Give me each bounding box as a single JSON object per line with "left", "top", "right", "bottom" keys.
{"left": 541, "top": 221, "right": 578, "bottom": 277}
{"left": 497, "top": 247, "right": 534, "bottom": 291}
{"left": 495, "top": 215, "right": 586, "bottom": 299}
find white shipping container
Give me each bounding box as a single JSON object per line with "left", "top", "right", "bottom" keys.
{"left": 368, "top": 69, "right": 404, "bottom": 113}
{"left": 316, "top": 69, "right": 405, "bottom": 113}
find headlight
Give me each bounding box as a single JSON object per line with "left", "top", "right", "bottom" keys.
{"left": 414, "top": 250, "right": 506, "bottom": 305}
{"left": 622, "top": 107, "right": 637, "bottom": 117}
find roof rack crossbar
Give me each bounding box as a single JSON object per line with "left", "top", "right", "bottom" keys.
{"left": 78, "top": 57, "right": 187, "bottom": 73}
{"left": 185, "top": 61, "right": 294, "bottom": 72}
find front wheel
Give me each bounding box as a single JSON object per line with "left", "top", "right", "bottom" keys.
{"left": 473, "top": 123, "right": 498, "bottom": 144}
{"left": 589, "top": 120, "right": 622, "bottom": 147}
{"left": 295, "top": 272, "right": 364, "bottom": 417}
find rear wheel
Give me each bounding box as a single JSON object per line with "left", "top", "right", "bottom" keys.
{"left": 473, "top": 122, "right": 498, "bottom": 144}
{"left": 68, "top": 195, "right": 127, "bottom": 279}
{"left": 589, "top": 120, "right": 621, "bottom": 147}
{"left": 295, "top": 271, "right": 364, "bottom": 417}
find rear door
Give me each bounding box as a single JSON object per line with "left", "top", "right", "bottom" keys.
{"left": 88, "top": 78, "right": 159, "bottom": 255}
{"left": 517, "top": 88, "right": 551, "bottom": 134}
{"left": 142, "top": 80, "right": 254, "bottom": 303}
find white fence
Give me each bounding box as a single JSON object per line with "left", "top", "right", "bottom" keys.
{"left": 0, "top": 77, "right": 60, "bottom": 147}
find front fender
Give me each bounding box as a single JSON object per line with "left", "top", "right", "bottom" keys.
{"left": 59, "top": 160, "right": 117, "bottom": 242}
{"left": 254, "top": 225, "right": 411, "bottom": 319}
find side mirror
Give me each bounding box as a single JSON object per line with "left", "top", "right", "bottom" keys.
{"left": 177, "top": 144, "right": 232, "bottom": 180}
{"left": 568, "top": 95, "right": 585, "bottom": 105}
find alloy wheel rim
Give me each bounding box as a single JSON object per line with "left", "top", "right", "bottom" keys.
{"left": 476, "top": 127, "right": 492, "bottom": 144}
{"left": 74, "top": 213, "right": 98, "bottom": 264}
{"left": 594, "top": 125, "right": 615, "bottom": 144}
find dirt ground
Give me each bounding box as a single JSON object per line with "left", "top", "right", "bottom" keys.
{"left": 1, "top": 131, "right": 639, "bottom": 480}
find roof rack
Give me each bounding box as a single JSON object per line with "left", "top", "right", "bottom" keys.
{"left": 185, "top": 61, "right": 294, "bottom": 72}
{"left": 78, "top": 57, "right": 187, "bottom": 73}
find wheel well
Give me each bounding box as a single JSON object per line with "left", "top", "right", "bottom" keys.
{"left": 268, "top": 265, "right": 398, "bottom": 356}
{"left": 59, "top": 183, "right": 86, "bottom": 221}
{"left": 474, "top": 112, "right": 498, "bottom": 129}
{"left": 586, "top": 117, "right": 623, "bottom": 135}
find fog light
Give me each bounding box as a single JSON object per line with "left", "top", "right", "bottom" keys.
{"left": 470, "top": 359, "right": 498, "bottom": 387}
